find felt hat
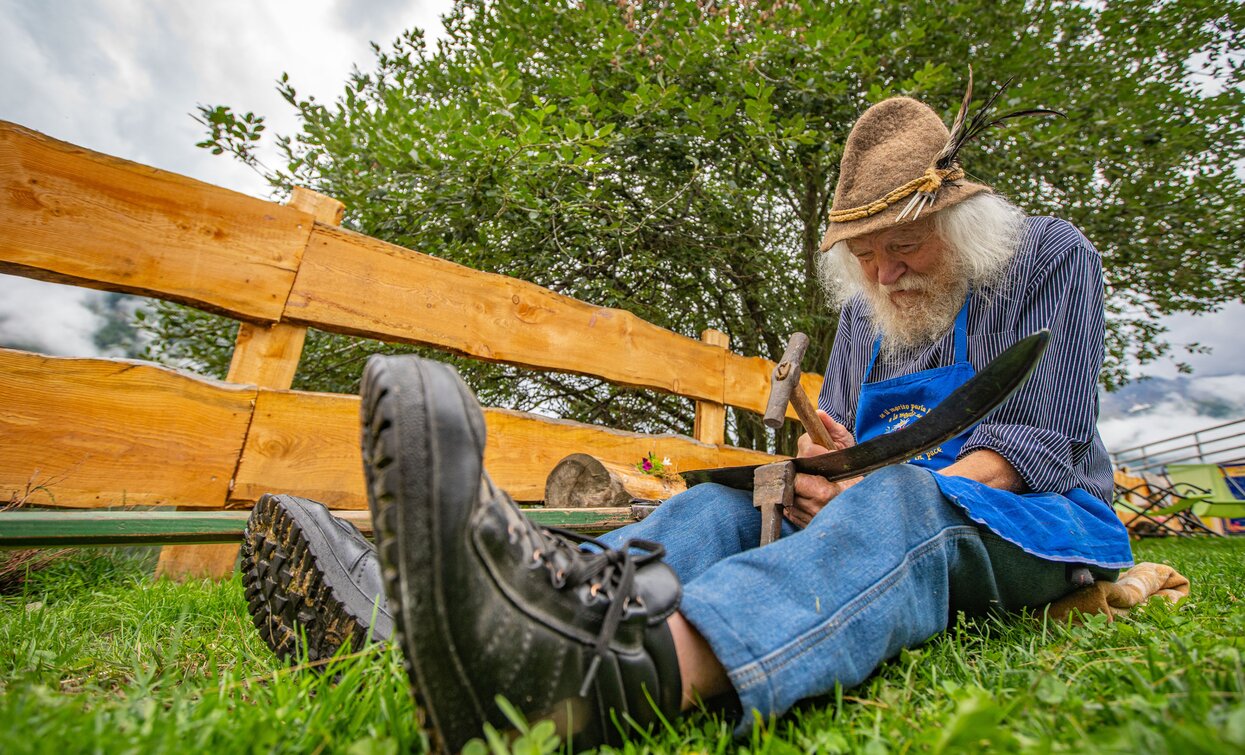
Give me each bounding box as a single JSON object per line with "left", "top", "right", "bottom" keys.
{"left": 818, "top": 96, "right": 990, "bottom": 251}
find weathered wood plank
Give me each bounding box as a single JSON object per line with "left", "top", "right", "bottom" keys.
{"left": 0, "top": 121, "right": 312, "bottom": 321}
{"left": 230, "top": 389, "right": 364, "bottom": 507}
{"left": 0, "top": 350, "right": 255, "bottom": 509}
{"left": 231, "top": 386, "right": 777, "bottom": 507}
{"left": 0, "top": 122, "right": 819, "bottom": 416}
{"left": 224, "top": 323, "right": 309, "bottom": 388}
{"left": 283, "top": 224, "right": 728, "bottom": 402}
{"left": 0, "top": 350, "right": 773, "bottom": 512}
{"left": 693, "top": 329, "right": 729, "bottom": 445}
{"left": 156, "top": 188, "right": 341, "bottom": 580}
{"left": 0, "top": 506, "right": 637, "bottom": 547}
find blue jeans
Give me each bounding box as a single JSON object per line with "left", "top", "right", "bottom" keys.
{"left": 600, "top": 465, "right": 1108, "bottom": 729}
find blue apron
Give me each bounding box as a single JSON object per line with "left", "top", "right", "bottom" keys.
{"left": 855, "top": 299, "right": 1133, "bottom": 570}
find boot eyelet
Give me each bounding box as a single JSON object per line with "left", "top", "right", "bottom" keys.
{"left": 589, "top": 583, "right": 601, "bottom": 597}
{"left": 532, "top": 550, "right": 543, "bottom": 563}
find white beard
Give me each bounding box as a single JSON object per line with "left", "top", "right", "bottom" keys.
{"left": 859, "top": 257, "right": 970, "bottom": 356}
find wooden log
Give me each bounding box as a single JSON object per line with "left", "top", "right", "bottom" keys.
{"left": 0, "top": 121, "right": 313, "bottom": 321}
{"left": 544, "top": 453, "right": 687, "bottom": 508}
{"left": 0, "top": 349, "right": 255, "bottom": 509}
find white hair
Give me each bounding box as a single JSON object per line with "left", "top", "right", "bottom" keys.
{"left": 817, "top": 192, "right": 1027, "bottom": 351}
{"left": 818, "top": 192, "right": 1027, "bottom": 306}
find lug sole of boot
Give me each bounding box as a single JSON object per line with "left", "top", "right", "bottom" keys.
{"left": 241, "top": 494, "right": 388, "bottom": 665}
{"left": 361, "top": 356, "right": 488, "bottom": 752}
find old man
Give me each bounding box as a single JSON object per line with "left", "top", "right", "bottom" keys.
{"left": 244, "top": 88, "right": 1133, "bottom": 749}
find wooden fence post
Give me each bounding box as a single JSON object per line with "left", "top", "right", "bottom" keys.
{"left": 155, "top": 187, "right": 345, "bottom": 580}
{"left": 693, "top": 329, "right": 729, "bottom": 446}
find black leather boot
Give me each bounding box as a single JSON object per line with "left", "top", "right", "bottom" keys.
{"left": 241, "top": 493, "right": 393, "bottom": 664}
{"left": 360, "top": 355, "right": 683, "bottom": 751}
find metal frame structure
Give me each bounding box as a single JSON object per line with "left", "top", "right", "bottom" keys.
{"left": 1111, "top": 417, "right": 1245, "bottom": 474}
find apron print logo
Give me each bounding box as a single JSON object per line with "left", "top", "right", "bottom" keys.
{"left": 878, "top": 403, "right": 942, "bottom": 461}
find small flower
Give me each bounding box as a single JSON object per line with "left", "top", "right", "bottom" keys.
{"left": 662, "top": 457, "right": 671, "bottom": 467}
{"left": 636, "top": 452, "right": 667, "bottom": 476}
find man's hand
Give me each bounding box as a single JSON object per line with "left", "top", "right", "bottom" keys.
{"left": 786, "top": 410, "right": 861, "bottom": 529}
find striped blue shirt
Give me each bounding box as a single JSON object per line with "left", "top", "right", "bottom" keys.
{"left": 817, "top": 216, "right": 1114, "bottom": 503}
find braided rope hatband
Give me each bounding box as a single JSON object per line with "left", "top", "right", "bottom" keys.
{"left": 827, "top": 165, "right": 965, "bottom": 223}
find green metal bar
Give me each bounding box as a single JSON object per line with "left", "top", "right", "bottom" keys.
{"left": 0, "top": 511, "right": 254, "bottom": 547}
{"left": 0, "top": 506, "right": 640, "bottom": 548}
{"left": 523, "top": 507, "right": 635, "bottom": 533}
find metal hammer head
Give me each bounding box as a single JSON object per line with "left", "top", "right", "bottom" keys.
{"left": 763, "top": 332, "right": 810, "bottom": 429}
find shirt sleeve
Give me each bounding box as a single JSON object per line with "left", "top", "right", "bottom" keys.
{"left": 817, "top": 304, "right": 859, "bottom": 437}
{"left": 958, "top": 223, "right": 1106, "bottom": 494}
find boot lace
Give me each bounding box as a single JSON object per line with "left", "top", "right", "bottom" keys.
{"left": 511, "top": 521, "right": 666, "bottom": 698}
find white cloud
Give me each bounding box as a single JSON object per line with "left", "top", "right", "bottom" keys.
{"left": 2, "top": 1, "right": 451, "bottom": 198}
{"left": 1186, "top": 374, "right": 1245, "bottom": 407}
{"left": 1137, "top": 302, "right": 1245, "bottom": 379}
{"left": 0, "top": 1, "right": 452, "bottom": 360}
{"left": 1098, "top": 373, "right": 1245, "bottom": 467}
{"left": 0, "top": 276, "right": 105, "bottom": 356}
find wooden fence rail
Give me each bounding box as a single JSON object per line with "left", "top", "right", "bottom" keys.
{"left": 0, "top": 121, "right": 821, "bottom": 415}
{"left": 0, "top": 120, "right": 816, "bottom": 578}
{"left": 2, "top": 347, "right": 773, "bottom": 506}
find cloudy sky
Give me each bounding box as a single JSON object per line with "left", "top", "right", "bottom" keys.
{"left": 1, "top": 0, "right": 451, "bottom": 352}
{"left": 2, "top": 1, "right": 1242, "bottom": 452}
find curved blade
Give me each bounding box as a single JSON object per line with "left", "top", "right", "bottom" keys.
{"left": 681, "top": 329, "right": 1050, "bottom": 490}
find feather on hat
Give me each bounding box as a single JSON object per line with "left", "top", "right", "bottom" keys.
{"left": 819, "top": 71, "right": 1061, "bottom": 251}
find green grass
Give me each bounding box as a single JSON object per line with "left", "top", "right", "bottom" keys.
{"left": 2, "top": 539, "right": 1243, "bottom": 754}
{"left": 0, "top": 548, "right": 421, "bottom": 754}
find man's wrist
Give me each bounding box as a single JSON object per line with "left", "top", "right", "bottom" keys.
{"left": 939, "top": 449, "right": 1026, "bottom": 493}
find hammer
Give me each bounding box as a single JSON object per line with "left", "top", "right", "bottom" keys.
{"left": 763, "top": 332, "right": 836, "bottom": 451}
{"left": 752, "top": 333, "right": 837, "bottom": 546}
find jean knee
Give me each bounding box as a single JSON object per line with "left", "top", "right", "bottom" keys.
{"left": 841, "top": 464, "right": 954, "bottom": 526}
{"left": 864, "top": 464, "right": 939, "bottom": 495}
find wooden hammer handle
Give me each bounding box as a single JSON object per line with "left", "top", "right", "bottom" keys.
{"left": 790, "top": 385, "right": 837, "bottom": 451}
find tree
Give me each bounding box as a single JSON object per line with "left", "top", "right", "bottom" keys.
{"left": 159, "top": 0, "right": 1245, "bottom": 451}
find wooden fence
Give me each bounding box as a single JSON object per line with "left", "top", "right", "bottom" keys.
{"left": 0, "top": 120, "right": 820, "bottom": 577}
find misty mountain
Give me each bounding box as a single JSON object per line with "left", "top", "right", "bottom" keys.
{"left": 1100, "top": 375, "right": 1245, "bottom": 422}
{"left": 1097, "top": 373, "right": 1245, "bottom": 460}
